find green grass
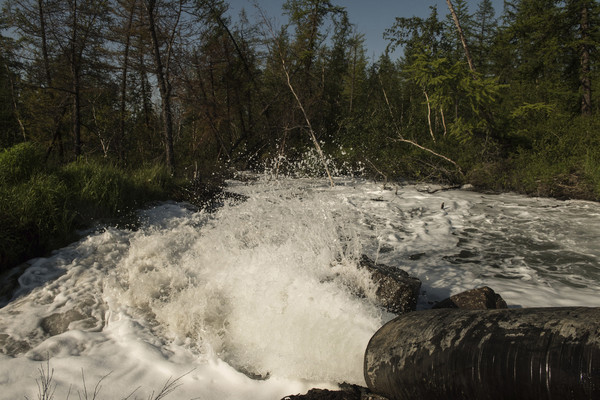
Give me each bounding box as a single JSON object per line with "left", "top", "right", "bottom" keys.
{"left": 0, "top": 142, "right": 175, "bottom": 272}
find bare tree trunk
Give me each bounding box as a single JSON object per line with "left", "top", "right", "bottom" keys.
{"left": 446, "top": 0, "right": 476, "bottom": 74}
{"left": 282, "top": 56, "right": 335, "bottom": 187}
{"left": 138, "top": 50, "right": 152, "bottom": 130}
{"left": 440, "top": 107, "right": 447, "bottom": 137}
{"left": 72, "top": 66, "right": 82, "bottom": 158}
{"left": 304, "top": 0, "right": 322, "bottom": 96}
{"left": 37, "top": 0, "right": 52, "bottom": 86}
{"left": 70, "top": 0, "right": 82, "bottom": 158}
{"left": 349, "top": 43, "right": 357, "bottom": 114}
{"left": 144, "top": 0, "right": 176, "bottom": 174}
{"left": 37, "top": 0, "right": 65, "bottom": 159}
{"left": 424, "top": 90, "right": 436, "bottom": 142}
{"left": 118, "top": 0, "right": 136, "bottom": 164}
{"left": 5, "top": 64, "right": 26, "bottom": 140}
{"left": 580, "top": 1, "right": 592, "bottom": 116}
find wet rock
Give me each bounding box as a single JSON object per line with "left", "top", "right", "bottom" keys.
{"left": 432, "top": 286, "right": 508, "bottom": 310}
{"left": 40, "top": 309, "right": 87, "bottom": 336}
{"left": 0, "top": 262, "right": 32, "bottom": 306}
{"left": 282, "top": 384, "right": 388, "bottom": 400}
{"left": 408, "top": 253, "right": 425, "bottom": 261}
{"left": 172, "top": 178, "right": 248, "bottom": 212}
{"left": 359, "top": 255, "right": 421, "bottom": 314}
{"left": 0, "top": 333, "right": 31, "bottom": 356}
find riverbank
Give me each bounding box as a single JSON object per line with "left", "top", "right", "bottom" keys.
{"left": 0, "top": 143, "right": 176, "bottom": 274}
{"left": 2, "top": 139, "right": 599, "bottom": 278}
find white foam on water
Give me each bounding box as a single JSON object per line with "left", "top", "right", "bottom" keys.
{"left": 2, "top": 176, "right": 600, "bottom": 399}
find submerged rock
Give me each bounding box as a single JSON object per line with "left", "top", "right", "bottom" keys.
{"left": 0, "top": 261, "right": 33, "bottom": 307}
{"left": 359, "top": 255, "right": 421, "bottom": 314}
{"left": 171, "top": 178, "right": 247, "bottom": 211}
{"left": 40, "top": 309, "right": 88, "bottom": 336}
{"left": 432, "top": 286, "right": 508, "bottom": 310}
{"left": 0, "top": 333, "right": 31, "bottom": 355}
{"left": 0, "top": 295, "right": 104, "bottom": 357}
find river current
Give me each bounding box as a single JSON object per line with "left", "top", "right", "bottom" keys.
{"left": 1, "top": 175, "right": 599, "bottom": 399}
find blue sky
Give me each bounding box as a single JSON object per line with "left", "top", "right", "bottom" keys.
{"left": 226, "top": 0, "right": 505, "bottom": 58}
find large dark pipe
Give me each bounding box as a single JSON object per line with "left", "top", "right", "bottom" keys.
{"left": 364, "top": 307, "right": 600, "bottom": 400}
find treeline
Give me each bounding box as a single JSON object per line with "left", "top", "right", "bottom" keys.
{"left": 1, "top": 0, "right": 600, "bottom": 198}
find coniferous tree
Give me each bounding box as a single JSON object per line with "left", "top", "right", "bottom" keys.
{"left": 472, "top": 0, "right": 498, "bottom": 74}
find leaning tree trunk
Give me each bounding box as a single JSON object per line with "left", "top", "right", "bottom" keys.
{"left": 258, "top": 5, "right": 335, "bottom": 187}
{"left": 446, "top": 0, "right": 476, "bottom": 74}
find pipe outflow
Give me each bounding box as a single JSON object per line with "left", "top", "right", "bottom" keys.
{"left": 364, "top": 307, "right": 600, "bottom": 400}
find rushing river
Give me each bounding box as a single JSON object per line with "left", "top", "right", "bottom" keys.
{"left": 1, "top": 175, "right": 600, "bottom": 399}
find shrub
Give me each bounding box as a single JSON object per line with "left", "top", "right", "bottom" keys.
{"left": 60, "top": 161, "right": 130, "bottom": 219}
{"left": 0, "top": 145, "right": 175, "bottom": 272}
{"left": 0, "top": 142, "right": 45, "bottom": 185}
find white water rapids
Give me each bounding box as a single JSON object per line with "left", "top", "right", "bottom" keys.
{"left": 1, "top": 175, "right": 600, "bottom": 399}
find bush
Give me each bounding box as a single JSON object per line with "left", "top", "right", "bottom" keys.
{"left": 60, "top": 161, "right": 130, "bottom": 219}
{"left": 0, "top": 144, "right": 175, "bottom": 272}
{"left": 0, "top": 142, "right": 45, "bottom": 185}
{"left": 495, "top": 114, "right": 600, "bottom": 200}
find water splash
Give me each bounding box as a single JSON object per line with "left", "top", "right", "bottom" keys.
{"left": 106, "top": 185, "right": 385, "bottom": 383}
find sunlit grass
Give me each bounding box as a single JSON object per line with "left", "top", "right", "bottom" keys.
{"left": 0, "top": 142, "right": 175, "bottom": 272}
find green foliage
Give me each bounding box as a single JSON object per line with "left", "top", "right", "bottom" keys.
{"left": 384, "top": 6, "right": 445, "bottom": 60}
{"left": 401, "top": 52, "right": 504, "bottom": 144}
{"left": 467, "top": 114, "right": 600, "bottom": 200}
{"left": 0, "top": 168, "right": 74, "bottom": 270}
{"left": 61, "top": 161, "right": 131, "bottom": 220}
{"left": 0, "top": 143, "right": 174, "bottom": 272}
{"left": 0, "top": 142, "right": 45, "bottom": 184}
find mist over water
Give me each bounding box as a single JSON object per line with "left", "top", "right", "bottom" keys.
{"left": 2, "top": 175, "right": 600, "bottom": 399}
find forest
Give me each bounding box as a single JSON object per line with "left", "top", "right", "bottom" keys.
{"left": 1, "top": 0, "right": 600, "bottom": 270}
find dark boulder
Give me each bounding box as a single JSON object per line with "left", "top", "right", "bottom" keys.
{"left": 359, "top": 255, "right": 421, "bottom": 314}
{"left": 282, "top": 384, "right": 388, "bottom": 400}
{"left": 432, "top": 286, "right": 508, "bottom": 310}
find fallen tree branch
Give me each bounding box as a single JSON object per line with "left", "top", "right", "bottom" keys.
{"left": 378, "top": 74, "right": 463, "bottom": 177}
{"left": 365, "top": 157, "right": 387, "bottom": 183}
{"left": 390, "top": 137, "right": 463, "bottom": 175}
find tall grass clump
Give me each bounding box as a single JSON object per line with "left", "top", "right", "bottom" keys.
{"left": 0, "top": 142, "right": 175, "bottom": 273}
{"left": 0, "top": 142, "right": 45, "bottom": 185}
